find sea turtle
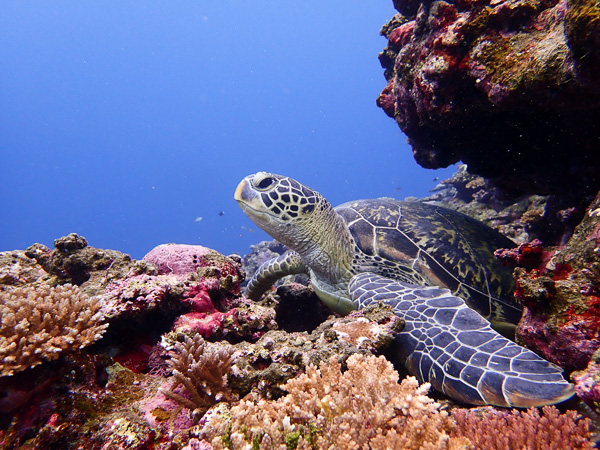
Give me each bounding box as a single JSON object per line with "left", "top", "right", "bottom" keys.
{"left": 235, "top": 172, "right": 574, "bottom": 407}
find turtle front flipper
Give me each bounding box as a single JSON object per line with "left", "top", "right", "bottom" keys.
{"left": 246, "top": 251, "right": 307, "bottom": 300}
{"left": 348, "top": 273, "right": 575, "bottom": 408}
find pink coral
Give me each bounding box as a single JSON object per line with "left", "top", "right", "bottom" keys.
{"left": 143, "top": 244, "right": 216, "bottom": 276}
{"left": 451, "top": 406, "right": 593, "bottom": 449}
{"left": 101, "top": 243, "right": 244, "bottom": 321}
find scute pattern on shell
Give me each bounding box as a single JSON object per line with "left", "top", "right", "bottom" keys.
{"left": 336, "top": 198, "right": 521, "bottom": 328}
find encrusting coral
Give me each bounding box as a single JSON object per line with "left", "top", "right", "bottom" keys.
{"left": 201, "top": 354, "right": 469, "bottom": 449}
{"left": 161, "top": 334, "right": 235, "bottom": 422}
{"left": 0, "top": 284, "right": 107, "bottom": 376}
{"left": 451, "top": 406, "right": 594, "bottom": 449}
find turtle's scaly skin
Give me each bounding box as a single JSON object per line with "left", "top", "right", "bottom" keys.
{"left": 235, "top": 172, "right": 574, "bottom": 407}
{"left": 247, "top": 252, "right": 306, "bottom": 298}
{"left": 350, "top": 273, "right": 573, "bottom": 407}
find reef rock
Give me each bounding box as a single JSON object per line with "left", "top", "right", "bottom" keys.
{"left": 572, "top": 347, "right": 600, "bottom": 412}
{"left": 227, "top": 304, "right": 404, "bottom": 400}
{"left": 422, "top": 165, "right": 583, "bottom": 246}
{"left": 504, "top": 192, "right": 600, "bottom": 372}
{"left": 378, "top": 0, "right": 600, "bottom": 197}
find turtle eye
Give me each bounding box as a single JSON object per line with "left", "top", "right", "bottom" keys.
{"left": 255, "top": 176, "right": 275, "bottom": 190}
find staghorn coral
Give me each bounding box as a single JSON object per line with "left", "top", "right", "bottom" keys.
{"left": 451, "top": 406, "right": 594, "bottom": 449}
{"left": 0, "top": 284, "right": 107, "bottom": 376}
{"left": 202, "top": 354, "right": 469, "bottom": 449}
{"left": 161, "top": 334, "right": 235, "bottom": 422}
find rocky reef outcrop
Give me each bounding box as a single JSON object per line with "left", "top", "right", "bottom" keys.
{"left": 493, "top": 192, "right": 600, "bottom": 374}
{"left": 0, "top": 235, "right": 595, "bottom": 447}
{"left": 377, "top": 0, "right": 600, "bottom": 198}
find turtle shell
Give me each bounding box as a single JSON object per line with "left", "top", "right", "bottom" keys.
{"left": 336, "top": 198, "right": 521, "bottom": 330}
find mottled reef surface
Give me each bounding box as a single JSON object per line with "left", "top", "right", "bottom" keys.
{"left": 0, "top": 200, "right": 598, "bottom": 448}
{"left": 377, "top": 0, "right": 600, "bottom": 200}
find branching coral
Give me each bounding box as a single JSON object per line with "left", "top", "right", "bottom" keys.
{"left": 161, "top": 334, "right": 235, "bottom": 421}
{"left": 451, "top": 406, "right": 594, "bottom": 449}
{"left": 0, "top": 284, "right": 107, "bottom": 376}
{"left": 202, "top": 354, "right": 470, "bottom": 449}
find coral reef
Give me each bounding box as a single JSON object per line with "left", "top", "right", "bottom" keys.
{"left": 378, "top": 0, "right": 600, "bottom": 198}
{"left": 508, "top": 192, "right": 600, "bottom": 371}
{"left": 0, "top": 249, "right": 47, "bottom": 286}
{"left": 228, "top": 304, "right": 404, "bottom": 400}
{"left": 160, "top": 334, "right": 235, "bottom": 422}
{"left": 0, "top": 235, "right": 595, "bottom": 448}
{"left": 451, "top": 405, "right": 594, "bottom": 449}
{"left": 100, "top": 242, "right": 277, "bottom": 344}
{"left": 0, "top": 284, "right": 107, "bottom": 376}
{"left": 26, "top": 233, "right": 135, "bottom": 293}
{"left": 200, "top": 354, "right": 470, "bottom": 449}
{"left": 102, "top": 243, "right": 244, "bottom": 317}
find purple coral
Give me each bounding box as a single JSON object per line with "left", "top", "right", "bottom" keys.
{"left": 144, "top": 244, "right": 217, "bottom": 277}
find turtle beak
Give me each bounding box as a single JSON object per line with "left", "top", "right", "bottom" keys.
{"left": 234, "top": 178, "right": 249, "bottom": 203}
{"left": 234, "top": 175, "right": 262, "bottom": 213}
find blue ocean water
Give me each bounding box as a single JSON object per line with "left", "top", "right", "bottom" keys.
{"left": 0, "top": 2, "right": 455, "bottom": 259}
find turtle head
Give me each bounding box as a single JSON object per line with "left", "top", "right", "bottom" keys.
{"left": 236, "top": 172, "right": 356, "bottom": 313}
{"left": 234, "top": 172, "right": 329, "bottom": 249}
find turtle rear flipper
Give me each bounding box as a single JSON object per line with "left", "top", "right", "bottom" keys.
{"left": 348, "top": 273, "right": 575, "bottom": 408}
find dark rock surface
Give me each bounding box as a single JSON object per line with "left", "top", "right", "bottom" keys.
{"left": 378, "top": 0, "right": 600, "bottom": 198}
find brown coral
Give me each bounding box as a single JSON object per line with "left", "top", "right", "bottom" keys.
{"left": 161, "top": 334, "right": 235, "bottom": 421}
{"left": 451, "top": 406, "right": 594, "bottom": 449}
{"left": 202, "top": 354, "right": 469, "bottom": 449}
{"left": 0, "top": 284, "right": 107, "bottom": 376}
